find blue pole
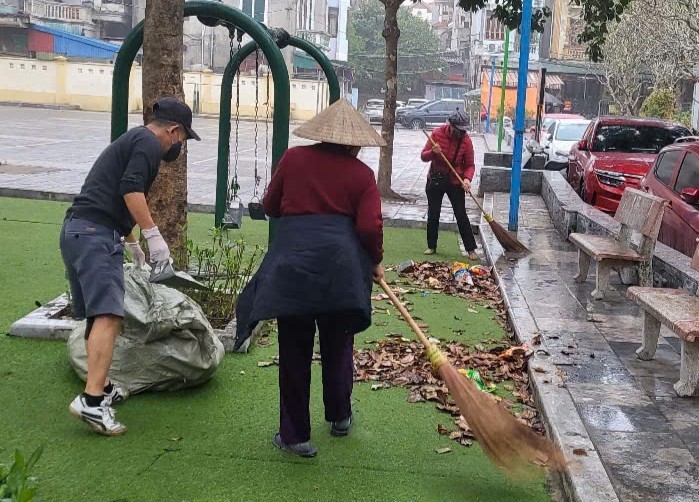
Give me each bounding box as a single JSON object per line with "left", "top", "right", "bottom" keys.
{"left": 485, "top": 57, "right": 496, "bottom": 133}
{"left": 508, "top": 0, "right": 533, "bottom": 232}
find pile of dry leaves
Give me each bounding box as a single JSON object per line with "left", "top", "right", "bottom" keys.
{"left": 355, "top": 337, "right": 543, "bottom": 448}
{"left": 355, "top": 261, "right": 543, "bottom": 449}
{"left": 397, "top": 261, "right": 512, "bottom": 336}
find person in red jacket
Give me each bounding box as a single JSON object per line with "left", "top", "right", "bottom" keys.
{"left": 421, "top": 110, "right": 478, "bottom": 260}
{"left": 243, "top": 99, "right": 386, "bottom": 458}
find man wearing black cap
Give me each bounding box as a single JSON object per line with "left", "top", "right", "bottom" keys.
{"left": 61, "top": 97, "right": 200, "bottom": 435}
{"left": 420, "top": 110, "right": 478, "bottom": 260}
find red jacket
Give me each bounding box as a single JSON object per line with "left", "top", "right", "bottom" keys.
{"left": 420, "top": 124, "right": 475, "bottom": 185}
{"left": 263, "top": 143, "right": 384, "bottom": 264}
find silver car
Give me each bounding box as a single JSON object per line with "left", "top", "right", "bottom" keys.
{"left": 362, "top": 99, "right": 384, "bottom": 124}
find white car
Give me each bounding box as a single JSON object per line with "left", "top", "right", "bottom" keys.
{"left": 362, "top": 99, "right": 384, "bottom": 124}
{"left": 542, "top": 118, "right": 591, "bottom": 170}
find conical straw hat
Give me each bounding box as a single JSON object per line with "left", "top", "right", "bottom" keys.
{"left": 293, "top": 99, "right": 387, "bottom": 147}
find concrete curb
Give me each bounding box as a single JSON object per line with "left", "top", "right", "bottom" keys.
{"left": 0, "top": 102, "right": 81, "bottom": 111}
{"left": 478, "top": 193, "right": 620, "bottom": 502}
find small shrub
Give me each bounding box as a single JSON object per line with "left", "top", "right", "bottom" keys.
{"left": 181, "top": 228, "right": 264, "bottom": 329}
{"left": 0, "top": 445, "right": 44, "bottom": 502}
{"left": 641, "top": 88, "right": 677, "bottom": 120}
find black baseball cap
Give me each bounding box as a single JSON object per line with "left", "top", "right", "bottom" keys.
{"left": 153, "top": 97, "right": 201, "bottom": 141}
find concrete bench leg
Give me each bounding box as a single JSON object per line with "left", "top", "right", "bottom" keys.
{"left": 591, "top": 261, "right": 611, "bottom": 300}
{"left": 638, "top": 261, "right": 653, "bottom": 287}
{"left": 675, "top": 340, "right": 699, "bottom": 397}
{"left": 636, "top": 311, "right": 661, "bottom": 361}
{"left": 574, "top": 250, "right": 591, "bottom": 284}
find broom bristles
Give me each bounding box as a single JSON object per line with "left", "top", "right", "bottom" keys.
{"left": 488, "top": 219, "right": 530, "bottom": 254}
{"left": 437, "top": 363, "right": 565, "bottom": 476}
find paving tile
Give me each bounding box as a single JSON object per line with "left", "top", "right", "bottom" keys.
{"left": 609, "top": 341, "right": 681, "bottom": 379}
{"left": 577, "top": 402, "right": 673, "bottom": 434}
{"left": 590, "top": 431, "right": 699, "bottom": 502}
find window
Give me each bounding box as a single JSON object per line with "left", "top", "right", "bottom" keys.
{"left": 555, "top": 123, "right": 588, "bottom": 142}
{"left": 31, "top": 65, "right": 36, "bottom": 70}
{"left": 42, "top": 65, "right": 47, "bottom": 71}
{"left": 20, "top": 64, "right": 25, "bottom": 69}
{"left": 485, "top": 11, "right": 505, "bottom": 40}
{"left": 242, "top": 0, "right": 265, "bottom": 22}
{"left": 655, "top": 150, "right": 683, "bottom": 185}
{"left": 100, "top": 69, "right": 104, "bottom": 74}
{"left": 88, "top": 68, "right": 93, "bottom": 74}
{"left": 592, "top": 125, "right": 691, "bottom": 154}
{"left": 9, "top": 63, "right": 14, "bottom": 68}
{"left": 328, "top": 6, "right": 339, "bottom": 37}
{"left": 78, "top": 68, "right": 83, "bottom": 73}
{"left": 675, "top": 152, "right": 699, "bottom": 192}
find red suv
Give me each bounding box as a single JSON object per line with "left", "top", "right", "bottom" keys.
{"left": 568, "top": 116, "right": 691, "bottom": 213}
{"left": 640, "top": 138, "right": 699, "bottom": 257}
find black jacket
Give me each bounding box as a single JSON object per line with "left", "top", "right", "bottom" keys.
{"left": 234, "top": 215, "right": 374, "bottom": 350}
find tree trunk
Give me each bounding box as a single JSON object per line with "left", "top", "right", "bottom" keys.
{"left": 142, "top": 0, "right": 188, "bottom": 267}
{"left": 377, "top": 0, "right": 406, "bottom": 200}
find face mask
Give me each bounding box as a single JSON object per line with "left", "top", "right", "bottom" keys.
{"left": 162, "top": 142, "right": 182, "bottom": 162}
{"left": 162, "top": 129, "right": 182, "bottom": 162}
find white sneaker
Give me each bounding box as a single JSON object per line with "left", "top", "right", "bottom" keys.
{"left": 103, "top": 384, "right": 129, "bottom": 406}
{"left": 69, "top": 395, "right": 127, "bottom": 436}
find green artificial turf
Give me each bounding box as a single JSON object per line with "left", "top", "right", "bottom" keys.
{"left": 0, "top": 197, "right": 550, "bottom": 501}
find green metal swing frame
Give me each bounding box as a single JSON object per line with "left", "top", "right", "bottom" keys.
{"left": 108, "top": 0, "right": 343, "bottom": 238}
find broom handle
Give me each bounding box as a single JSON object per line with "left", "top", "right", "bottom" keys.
{"left": 379, "top": 279, "right": 432, "bottom": 350}
{"left": 422, "top": 129, "right": 489, "bottom": 217}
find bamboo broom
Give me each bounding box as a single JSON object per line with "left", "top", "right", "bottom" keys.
{"left": 379, "top": 279, "right": 564, "bottom": 475}
{"left": 422, "top": 129, "right": 530, "bottom": 254}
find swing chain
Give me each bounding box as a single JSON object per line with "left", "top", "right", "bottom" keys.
{"left": 253, "top": 48, "right": 260, "bottom": 195}
{"left": 229, "top": 27, "right": 242, "bottom": 202}
{"left": 264, "top": 63, "right": 270, "bottom": 192}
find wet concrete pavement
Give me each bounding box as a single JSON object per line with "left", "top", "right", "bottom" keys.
{"left": 484, "top": 193, "right": 699, "bottom": 502}
{"left": 0, "top": 106, "right": 484, "bottom": 228}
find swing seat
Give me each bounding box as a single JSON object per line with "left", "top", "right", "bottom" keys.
{"left": 248, "top": 201, "right": 267, "bottom": 221}
{"left": 222, "top": 201, "right": 245, "bottom": 229}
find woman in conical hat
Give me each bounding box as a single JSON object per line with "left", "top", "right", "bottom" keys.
{"left": 235, "top": 99, "right": 386, "bottom": 457}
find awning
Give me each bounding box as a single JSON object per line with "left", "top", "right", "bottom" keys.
{"left": 294, "top": 51, "right": 319, "bottom": 70}
{"left": 544, "top": 92, "right": 563, "bottom": 105}
{"left": 481, "top": 70, "right": 564, "bottom": 89}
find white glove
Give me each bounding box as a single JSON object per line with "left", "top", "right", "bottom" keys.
{"left": 125, "top": 241, "right": 149, "bottom": 270}
{"left": 142, "top": 226, "right": 170, "bottom": 263}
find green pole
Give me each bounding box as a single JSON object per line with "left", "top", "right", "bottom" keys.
{"left": 497, "top": 29, "right": 510, "bottom": 152}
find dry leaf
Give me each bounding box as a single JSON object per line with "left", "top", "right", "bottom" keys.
{"left": 437, "top": 424, "right": 449, "bottom": 436}
{"left": 533, "top": 366, "right": 547, "bottom": 374}
{"left": 532, "top": 334, "right": 542, "bottom": 346}
{"left": 573, "top": 448, "right": 588, "bottom": 457}
{"left": 435, "top": 447, "right": 452, "bottom": 455}
{"left": 257, "top": 361, "right": 274, "bottom": 367}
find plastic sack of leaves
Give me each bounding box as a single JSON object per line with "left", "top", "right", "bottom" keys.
{"left": 458, "top": 368, "right": 496, "bottom": 393}
{"left": 67, "top": 265, "right": 225, "bottom": 394}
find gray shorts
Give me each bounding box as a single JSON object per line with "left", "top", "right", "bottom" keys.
{"left": 59, "top": 216, "right": 125, "bottom": 322}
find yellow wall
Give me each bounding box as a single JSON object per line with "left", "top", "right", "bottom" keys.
{"left": 0, "top": 56, "right": 330, "bottom": 120}
{"left": 481, "top": 82, "right": 538, "bottom": 118}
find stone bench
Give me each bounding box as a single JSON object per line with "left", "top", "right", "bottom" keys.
{"left": 629, "top": 241, "right": 699, "bottom": 397}
{"left": 569, "top": 188, "right": 666, "bottom": 299}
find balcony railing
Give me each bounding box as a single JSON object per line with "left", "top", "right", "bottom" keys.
{"left": 297, "top": 30, "right": 331, "bottom": 51}
{"left": 24, "top": 0, "right": 91, "bottom": 22}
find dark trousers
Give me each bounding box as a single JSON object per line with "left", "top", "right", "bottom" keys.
{"left": 426, "top": 179, "right": 477, "bottom": 251}
{"left": 277, "top": 314, "right": 354, "bottom": 444}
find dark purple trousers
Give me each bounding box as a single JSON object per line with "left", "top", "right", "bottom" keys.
{"left": 277, "top": 314, "right": 355, "bottom": 444}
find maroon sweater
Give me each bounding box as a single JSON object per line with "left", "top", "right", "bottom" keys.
{"left": 263, "top": 143, "right": 384, "bottom": 264}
